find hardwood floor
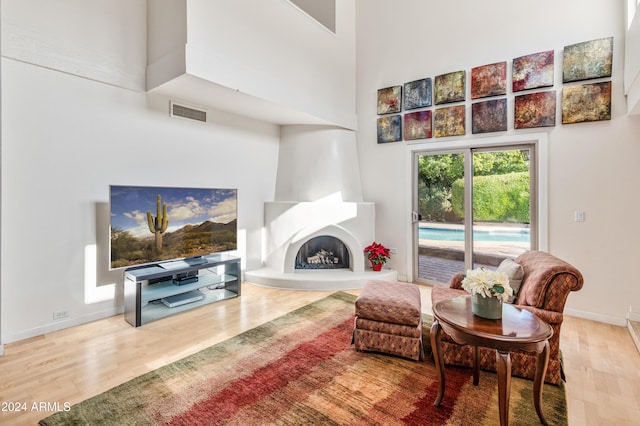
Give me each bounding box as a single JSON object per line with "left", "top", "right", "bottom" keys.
{"left": 0, "top": 282, "right": 638, "bottom": 425}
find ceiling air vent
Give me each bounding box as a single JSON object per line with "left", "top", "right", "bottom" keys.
{"left": 170, "top": 102, "right": 207, "bottom": 123}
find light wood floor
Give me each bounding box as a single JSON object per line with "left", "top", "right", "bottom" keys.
{"left": 1, "top": 283, "right": 638, "bottom": 425}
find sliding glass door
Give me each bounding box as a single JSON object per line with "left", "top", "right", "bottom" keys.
{"left": 414, "top": 145, "right": 536, "bottom": 285}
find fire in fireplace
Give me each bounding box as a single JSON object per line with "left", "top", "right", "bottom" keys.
{"left": 295, "top": 235, "right": 350, "bottom": 270}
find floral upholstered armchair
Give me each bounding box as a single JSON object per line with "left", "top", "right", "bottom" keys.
{"left": 430, "top": 250, "right": 584, "bottom": 385}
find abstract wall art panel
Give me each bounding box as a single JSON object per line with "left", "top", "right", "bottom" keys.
{"left": 434, "top": 70, "right": 466, "bottom": 104}
{"left": 562, "top": 81, "right": 611, "bottom": 124}
{"left": 404, "top": 110, "right": 432, "bottom": 140}
{"left": 514, "top": 91, "right": 557, "bottom": 129}
{"left": 404, "top": 78, "right": 432, "bottom": 110}
{"left": 563, "top": 37, "right": 613, "bottom": 83}
{"left": 377, "top": 86, "right": 402, "bottom": 114}
{"left": 471, "top": 62, "right": 507, "bottom": 99}
{"left": 377, "top": 115, "right": 402, "bottom": 143}
{"left": 471, "top": 99, "right": 507, "bottom": 134}
{"left": 433, "top": 105, "right": 465, "bottom": 137}
{"left": 512, "top": 50, "right": 554, "bottom": 92}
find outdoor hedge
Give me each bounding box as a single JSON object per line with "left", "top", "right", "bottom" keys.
{"left": 451, "top": 172, "right": 530, "bottom": 223}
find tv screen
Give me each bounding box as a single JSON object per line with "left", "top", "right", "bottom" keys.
{"left": 109, "top": 185, "right": 237, "bottom": 269}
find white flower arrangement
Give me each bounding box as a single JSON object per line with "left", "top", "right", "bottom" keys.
{"left": 461, "top": 267, "right": 514, "bottom": 302}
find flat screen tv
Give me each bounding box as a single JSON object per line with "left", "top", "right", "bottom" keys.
{"left": 109, "top": 185, "right": 237, "bottom": 269}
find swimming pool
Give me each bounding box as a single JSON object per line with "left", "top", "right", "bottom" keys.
{"left": 419, "top": 226, "right": 530, "bottom": 243}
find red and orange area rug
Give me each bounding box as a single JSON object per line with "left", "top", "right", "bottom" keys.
{"left": 39, "top": 292, "right": 567, "bottom": 425}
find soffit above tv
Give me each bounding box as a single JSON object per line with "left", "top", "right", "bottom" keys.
{"left": 145, "top": 1, "right": 357, "bottom": 130}
{"left": 150, "top": 73, "right": 342, "bottom": 127}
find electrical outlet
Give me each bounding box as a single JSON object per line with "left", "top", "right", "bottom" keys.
{"left": 389, "top": 247, "right": 398, "bottom": 254}
{"left": 53, "top": 310, "right": 69, "bottom": 320}
{"left": 574, "top": 210, "right": 585, "bottom": 222}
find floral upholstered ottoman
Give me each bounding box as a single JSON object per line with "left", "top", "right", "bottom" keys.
{"left": 352, "top": 280, "right": 423, "bottom": 361}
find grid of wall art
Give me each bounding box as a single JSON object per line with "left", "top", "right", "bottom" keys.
{"left": 375, "top": 36, "right": 613, "bottom": 144}
{"left": 561, "top": 37, "right": 613, "bottom": 124}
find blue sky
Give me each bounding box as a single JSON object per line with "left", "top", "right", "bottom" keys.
{"left": 110, "top": 186, "right": 237, "bottom": 238}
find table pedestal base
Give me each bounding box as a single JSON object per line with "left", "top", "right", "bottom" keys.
{"left": 431, "top": 320, "right": 550, "bottom": 426}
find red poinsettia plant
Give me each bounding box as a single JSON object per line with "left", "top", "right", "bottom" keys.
{"left": 364, "top": 241, "right": 391, "bottom": 265}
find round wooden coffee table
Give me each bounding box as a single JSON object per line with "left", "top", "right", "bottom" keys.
{"left": 430, "top": 296, "right": 553, "bottom": 426}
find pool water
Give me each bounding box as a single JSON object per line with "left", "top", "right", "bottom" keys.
{"left": 419, "top": 226, "right": 530, "bottom": 243}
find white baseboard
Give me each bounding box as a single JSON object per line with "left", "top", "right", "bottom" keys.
{"left": 628, "top": 320, "right": 640, "bottom": 347}
{"left": 628, "top": 310, "right": 640, "bottom": 322}
{"left": 564, "top": 307, "right": 627, "bottom": 327}
{"left": 0, "top": 344, "right": 4, "bottom": 357}
{"left": 4, "top": 307, "right": 124, "bottom": 344}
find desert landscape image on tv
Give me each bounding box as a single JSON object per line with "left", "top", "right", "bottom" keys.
{"left": 110, "top": 185, "right": 237, "bottom": 268}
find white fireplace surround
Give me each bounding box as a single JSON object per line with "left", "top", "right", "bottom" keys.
{"left": 245, "top": 125, "right": 397, "bottom": 289}
{"left": 266, "top": 200, "right": 371, "bottom": 274}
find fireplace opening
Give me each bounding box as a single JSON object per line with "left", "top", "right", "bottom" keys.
{"left": 295, "top": 235, "right": 350, "bottom": 270}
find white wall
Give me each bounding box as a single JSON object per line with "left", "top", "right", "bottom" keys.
{"left": 1, "top": 0, "right": 147, "bottom": 91}
{"left": 0, "top": 59, "right": 279, "bottom": 343}
{"left": 356, "top": 0, "right": 640, "bottom": 325}
{"left": 625, "top": 0, "right": 640, "bottom": 113}
{"left": 0, "top": 1, "right": 280, "bottom": 343}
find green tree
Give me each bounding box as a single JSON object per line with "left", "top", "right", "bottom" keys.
{"left": 418, "top": 154, "right": 464, "bottom": 221}
{"left": 472, "top": 151, "right": 529, "bottom": 176}
{"left": 418, "top": 150, "right": 529, "bottom": 222}
{"left": 452, "top": 172, "right": 530, "bottom": 223}
{"left": 418, "top": 154, "right": 464, "bottom": 190}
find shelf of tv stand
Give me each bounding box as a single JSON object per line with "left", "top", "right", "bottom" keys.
{"left": 143, "top": 288, "right": 238, "bottom": 324}
{"left": 123, "top": 254, "right": 241, "bottom": 327}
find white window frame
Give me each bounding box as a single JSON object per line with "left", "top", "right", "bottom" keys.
{"left": 405, "top": 133, "right": 548, "bottom": 283}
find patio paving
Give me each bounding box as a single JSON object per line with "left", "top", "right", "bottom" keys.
{"left": 418, "top": 255, "right": 494, "bottom": 284}
{"left": 419, "top": 255, "right": 463, "bottom": 284}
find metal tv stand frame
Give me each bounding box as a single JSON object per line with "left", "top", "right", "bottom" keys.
{"left": 123, "top": 254, "right": 241, "bottom": 327}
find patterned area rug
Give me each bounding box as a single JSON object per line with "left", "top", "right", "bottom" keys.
{"left": 40, "top": 292, "right": 567, "bottom": 425}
